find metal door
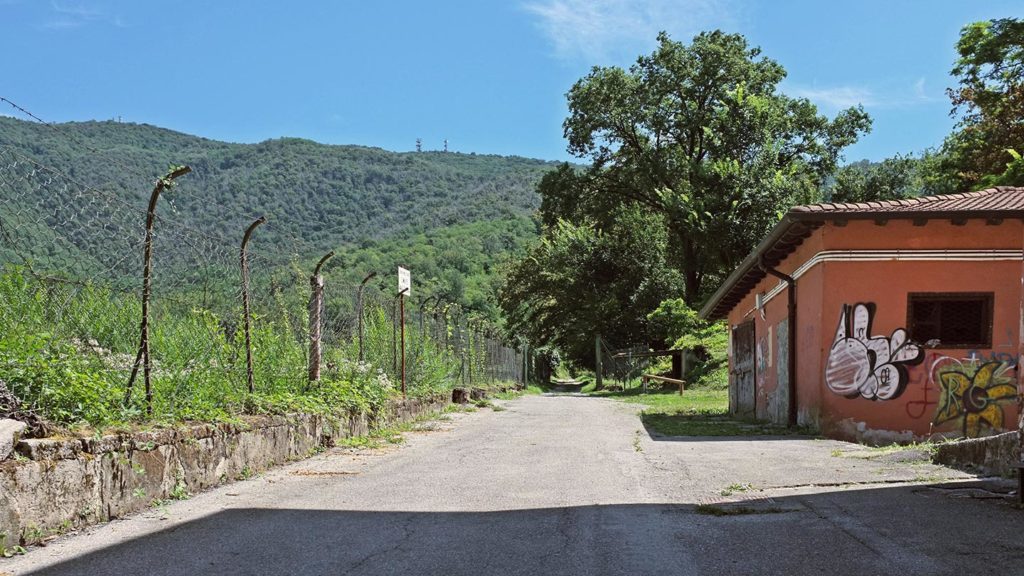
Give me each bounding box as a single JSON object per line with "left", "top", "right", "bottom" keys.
{"left": 731, "top": 321, "right": 756, "bottom": 418}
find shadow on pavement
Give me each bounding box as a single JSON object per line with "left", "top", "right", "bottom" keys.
{"left": 15, "top": 483, "right": 1024, "bottom": 576}
{"left": 640, "top": 413, "right": 816, "bottom": 442}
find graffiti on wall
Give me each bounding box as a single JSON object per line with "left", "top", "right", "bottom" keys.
{"left": 903, "top": 352, "right": 940, "bottom": 420}
{"left": 825, "top": 303, "right": 923, "bottom": 400}
{"left": 933, "top": 360, "right": 1017, "bottom": 437}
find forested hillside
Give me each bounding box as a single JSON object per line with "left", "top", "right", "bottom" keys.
{"left": 0, "top": 116, "right": 555, "bottom": 316}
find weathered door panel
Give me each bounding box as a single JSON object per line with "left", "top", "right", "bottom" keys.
{"left": 732, "top": 321, "right": 756, "bottom": 419}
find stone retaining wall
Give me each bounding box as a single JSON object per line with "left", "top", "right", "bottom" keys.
{"left": 0, "top": 394, "right": 450, "bottom": 546}
{"left": 932, "top": 431, "right": 1020, "bottom": 477}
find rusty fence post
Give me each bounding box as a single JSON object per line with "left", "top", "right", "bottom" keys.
{"left": 399, "top": 287, "right": 408, "bottom": 398}
{"left": 466, "top": 321, "right": 474, "bottom": 386}
{"left": 125, "top": 165, "right": 191, "bottom": 416}
{"left": 241, "top": 216, "right": 266, "bottom": 394}
{"left": 392, "top": 292, "right": 399, "bottom": 377}
{"left": 308, "top": 251, "right": 334, "bottom": 384}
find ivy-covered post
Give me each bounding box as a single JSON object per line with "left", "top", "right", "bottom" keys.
{"left": 240, "top": 216, "right": 266, "bottom": 395}
{"left": 125, "top": 165, "right": 191, "bottom": 416}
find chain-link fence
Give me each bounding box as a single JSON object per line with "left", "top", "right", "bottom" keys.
{"left": 0, "top": 144, "right": 528, "bottom": 432}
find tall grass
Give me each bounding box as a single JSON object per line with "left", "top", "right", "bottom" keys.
{"left": 0, "top": 267, "right": 497, "bottom": 432}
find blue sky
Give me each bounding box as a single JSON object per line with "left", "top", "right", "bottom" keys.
{"left": 1, "top": 1, "right": 1021, "bottom": 163}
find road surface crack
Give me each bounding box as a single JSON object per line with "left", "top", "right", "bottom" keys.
{"left": 342, "top": 512, "right": 418, "bottom": 574}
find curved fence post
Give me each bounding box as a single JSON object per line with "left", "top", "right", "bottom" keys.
{"left": 241, "top": 216, "right": 266, "bottom": 394}
{"left": 125, "top": 165, "right": 191, "bottom": 416}
{"left": 308, "top": 251, "right": 334, "bottom": 384}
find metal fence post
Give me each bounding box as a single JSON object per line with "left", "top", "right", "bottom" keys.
{"left": 308, "top": 251, "right": 334, "bottom": 384}
{"left": 357, "top": 272, "right": 376, "bottom": 363}
{"left": 125, "top": 165, "right": 191, "bottom": 416}
{"left": 399, "top": 287, "right": 408, "bottom": 398}
{"left": 241, "top": 216, "right": 266, "bottom": 394}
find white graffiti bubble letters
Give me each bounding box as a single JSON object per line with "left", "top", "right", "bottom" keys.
{"left": 825, "top": 303, "right": 922, "bottom": 400}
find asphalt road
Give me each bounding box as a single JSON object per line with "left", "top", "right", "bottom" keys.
{"left": 4, "top": 394, "right": 1022, "bottom": 576}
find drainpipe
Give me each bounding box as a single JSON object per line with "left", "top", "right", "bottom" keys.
{"left": 759, "top": 256, "right": 798, "bottom": 428}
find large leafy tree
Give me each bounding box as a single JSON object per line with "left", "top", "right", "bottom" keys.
{"left": 562, "top": 31, "right": 870, "bottom": 304}
{"left": 944, "top": 18, "right": 1024, "bottom": 188}
{"left": 499, "top": 206, "right": 683, "bottom": 365}
{"left": 830, "top": 155, "right": 919, "bottom": 203}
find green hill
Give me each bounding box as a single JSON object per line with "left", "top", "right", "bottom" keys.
{"left": 0, "top": 117, "right": 555, "bottom": 318}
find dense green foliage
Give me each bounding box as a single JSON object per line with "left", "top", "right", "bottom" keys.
{"left": 0, "top": 266, "right": 503, "bottom": 431}
{"left": 503, "top": 30, "right": 869, "bottom": 366}
{"left": 561, "top": 31, "right": 870, "bottom": 305}
{"left": 0, "top": 118, "right": 543, "bottom": 431}
{"left": 829, "top": 156, "right": 919, "bottom": 203}
{"left": 331, "top": 218, "right": 539, "bottom": 319}
{"left": 828, "top": 17, "right": 1024, "bottom": 203}
{"left": 0, "top": 117, "right": 552, "bottom": 244}
{"left": 0, "top": 116, "right": 554, "bottom": 319}
{"left": 944, "top": 18, "right": 1024, "bottom": 189}
{"left": 500, "top": 206, "right": 683, "bottom": 363}
{"left": 646, "top": 299, "right": 727, "bottom": 389}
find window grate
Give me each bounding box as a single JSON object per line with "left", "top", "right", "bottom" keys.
{"left": 906, "top": 292, "right": 993, "bottom": 349}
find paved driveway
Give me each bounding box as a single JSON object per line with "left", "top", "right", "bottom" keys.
{"left": 3, "top": 394, "right": 1021, "bottom": 575}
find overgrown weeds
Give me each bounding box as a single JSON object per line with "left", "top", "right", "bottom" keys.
{"left": 0, "top": 267, "right": 504, "bottom": 435}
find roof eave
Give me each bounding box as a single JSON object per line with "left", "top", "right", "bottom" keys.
{"left": 698, "top": 213, "right": 806, "bottom": 321}
{"left": 698, "top": 208, "right": 1024, "bottom": 322}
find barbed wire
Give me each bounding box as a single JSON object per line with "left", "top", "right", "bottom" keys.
{"left": 0, "top": 104, "right": 529, "bottom": 425}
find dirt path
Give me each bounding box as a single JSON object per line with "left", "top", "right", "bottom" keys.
{"left": 3, "top": 394, "right": 1020, "bottom": 575}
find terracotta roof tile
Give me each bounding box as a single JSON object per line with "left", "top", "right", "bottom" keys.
{"left": 700, "top": 187, "right": 1024, "bottom": 320}
{"left": 790, "top": 187, "right": 1024, "bottom": 215}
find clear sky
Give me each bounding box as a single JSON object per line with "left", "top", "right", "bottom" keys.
{"left": 1, "top": 1, "right": 1021, "bottom": 163}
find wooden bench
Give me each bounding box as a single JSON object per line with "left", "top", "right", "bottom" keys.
{"left": 640, "top": 374, "right": 686, "bottom": 395}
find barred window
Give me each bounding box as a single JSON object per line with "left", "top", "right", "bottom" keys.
{"left": 906, "top": 292, "right": 993, "bottom": 349}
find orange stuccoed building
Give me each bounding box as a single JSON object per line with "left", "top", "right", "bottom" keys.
{"left": 701, "top": 187, "right": 1024, "bottom": 444}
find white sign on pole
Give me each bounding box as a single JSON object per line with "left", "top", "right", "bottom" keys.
{"left": 398, "top": 266, "right": 411, "bottom": 296}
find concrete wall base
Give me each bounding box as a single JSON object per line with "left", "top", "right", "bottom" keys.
{"left": 932, "top": 431, "right": 1020, "bottom": 478}
{"left": 0, "top": 394, "right": 449, "bottom": 546}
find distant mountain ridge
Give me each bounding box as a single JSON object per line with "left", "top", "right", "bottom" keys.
{"left": 0, "top": 116, "right": 556, "bottom": 315}
{"left": 0, "top": 117, "right": 555, "bottom": 247}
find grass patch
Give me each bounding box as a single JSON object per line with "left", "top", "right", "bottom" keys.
{"left": 640, "top": 413, "right": 811, "bottom": 437}
{"left": 695, "top": 504, "right": 792, "bottom": 517}
{"left": 865, "top": 441, "right": 940, "bottom": 456}
{"left": 492, "top": 384, "right": 545, "bottom": 400}
{"left": 720, "top": 482, "right": 755, "bottom": 497}
{"left": 831, "top": 441, "right": 939, "bottom": 462}
{"left": 589, "top": 387, "right": 811, "bottom": 437}
{"left": 590, "top": 387, "right": 728, "bottom": 413}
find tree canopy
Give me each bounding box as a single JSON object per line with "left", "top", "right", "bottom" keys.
{"left": 499, "top": 206, "right": 682, "bottom": 364}
{"left": 561, "top": 31, "right": 870, "bottom": 304}
{"left": 943, "top": 17, "right": 1024, "bottom": 189}
{"left": 501, "top": 30, "right": 870, "bottom": 365}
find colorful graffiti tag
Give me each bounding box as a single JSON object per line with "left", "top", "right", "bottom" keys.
{"left": 825, "top": 303, "right": 923, "bottom": 400}
{"left": 933, "top": 360, "right": 1017, "bottom": 437}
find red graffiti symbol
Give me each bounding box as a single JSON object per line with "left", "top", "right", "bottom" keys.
{"left": 904, "top": 355, "right": 937, "bottom": 419}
